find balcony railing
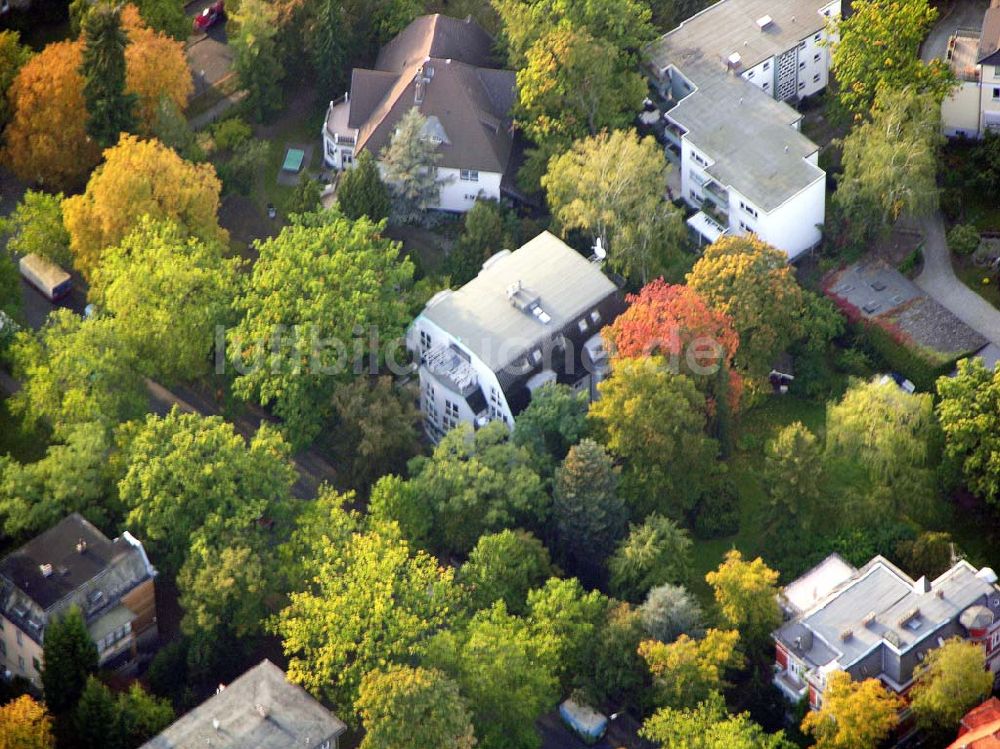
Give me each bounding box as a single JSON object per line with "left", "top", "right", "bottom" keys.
{"left": 703, "top": 180, "right": 729, "bottom": 211}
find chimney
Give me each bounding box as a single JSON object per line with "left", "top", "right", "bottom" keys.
{"left": 914, "top": 576, "right": 931, "bottom": 594}
{"left": 76, "top": 538, "right": 87, "bottom": 554}
{"left": 256, "top": 704, "right": 269, "bottom": 720}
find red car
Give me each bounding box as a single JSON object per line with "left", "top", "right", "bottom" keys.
{"left": 193, "top": 0, "right": 224, "bottom": 32}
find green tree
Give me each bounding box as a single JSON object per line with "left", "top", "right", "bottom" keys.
{"left": 9, "top": 312, "right": 146, "bottom": 437}
{"left": 608, "top": 514, "right": 693, "bottom": 602}
{"left": 327, "top": 375, "right": 421, "bottom": 490}
{"left": 229, "top": 210, "right": 413, "bottom": 447}
{"left": 948, "top": 223, "right": 981, "bottom": 256}
{"left": 826, "top": 377, "right": 937, "bottom": 518}
{"left": 274, "top": 524, "right": 463, "bottom": 718}
{"left": 512, "top": 382, "right": 588, "bottom": 475}
{"left": 526, "top": 577, "right": 609, "bottom": 692}
{"left": 356, "top": 666, "right": 476, "bottom": 749}
{"left": 543, "top": 129, "right": 685, "bottom": 283}
{"left": 589, "top": 357, "right": 717, "bottom": 518}
{"left": 74, "top": 677, "right": 121, "bottom": 749}
{"left": 134, "top": 0, "right": 189, "bottom": 39}
{"left": 705, "top": 549, "right": 781, "bottom": 653}
{"left": 639, "top": 584, "right": 705, "bottom": 644}
{"left": 1, "top": 190, "right": 71, "bottom": 268}
{"left": 380, "top": 108, "right": 444, "bottom": 224}
{"left": 937, "top": 357, "right": 1000, "bottom": 507}
{"left": 583, "top": 602, "right": 646, "bottom": 709}
{"left": 0, "top": 422, "right": 116, "bottom": 539}
{"left": 445, "top": 199, "right": 516, "bottom": 285}
{"left": 116, "top": 683, "right": 173, "bottom": 746}
{"left": 835, "top": 87, "right": 941, "bottom": 230}
{"left": 337, "top": 150, "right": 391, "bottom": 222}
{"left": 831, "top": 0, "right": 954, "bottom": 118}
{"left": 41, "top": 607, "right": 98, "bottom": 714}
{"left": 686, "top": 235, "right": 807, "bottom": 378}
{"left": 231, "top": 0, "right": 284, "bottom": 121}
{"left": 379, "top": 422, "right": 548, "bottom": 554}
{"left": 461, "top": 529, "right": 554, "bottom": 615}
{"left": 910, "top": 638, "right": 993, "bottom": 736}
{"left": 0, "top": 31, "right": 32, "bottom": 133}
{"left": 288, "top": 178, "right": 323, "bottom": 215}
{"left": 0, "top": 250, "right": 21, "bottom": 325}
{"left": 894, "top": 531, "right": 956, "bottom": 579}
{"left": 81, "top": 3, "right": 137, "bottom": 147}
{"left": 90, "top": 218, "right": 238, "bottom": 383}
{"left": 423, "top": 602, "right": 559, "bottom": 749}
{"left": 552, "top": 439, "right": 626, "bottom": 583}
{"left": 639, "top": 628, "right": 741, "bottom": 710}
{"left": 764, "top": 421, "right": 824, "bottom": 536}
{"left": 801, "top": 671, "right": 901, "bottom": 749}
{"left": 516, "top": 27, "right": 646, "bottom": 187}
{"left": 117, "top": 409, "right": 296, "bottom": 573}
{"left": 641, "top": 692, "right": 795, "bottom": 749}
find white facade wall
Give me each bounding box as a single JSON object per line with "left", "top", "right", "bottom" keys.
{"left": 943, "top": 81, "right": 983, "bottom": 137}
{"left": 741, "top": 58, "right": 775, "bottom": 96}
{"left": 436, "top": 167, "right": 502, "bottom": 212}
{"left": 795, "top": 30, "right": 830, "bottom": 98}
{"left": 680, "top": 140, "right": 715, "bottom": 207}
{"left": 734, "top": 175, "right": 826, "bottom": 259}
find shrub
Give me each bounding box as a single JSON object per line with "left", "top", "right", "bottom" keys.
{"left": 690, "top": 479, "right": 739, "bottom": 539}
{"left": 211, "top": 117, "right": 252, "bottom": 151}
{"left": 948, "top": 224, "right": 981, "bottom": 256}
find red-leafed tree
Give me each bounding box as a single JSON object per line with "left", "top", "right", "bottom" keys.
{"left": 604, "top": 279, "right": 742, "bottom": 446}
{"left": 605, "top": 279, "right": 739, "bottom": 377}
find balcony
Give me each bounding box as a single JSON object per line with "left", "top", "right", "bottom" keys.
{"left": 663, "top": 120, "right": 685, "bottom": 148}
{"left": 947, "top": 29, "right": 982, "bottom": 83}
{"left": 422, "top": 344, "right": 479, "bottom": 397}
{"left": 703, "top": 180, "right": 729, "bottom": 212}
{"left": 773, "top": 668, "right": 808, "bottom": 702}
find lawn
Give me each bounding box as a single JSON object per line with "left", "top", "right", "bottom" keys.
{"left": 952, "top": 255, "right": 1000, "bottom": 310}
{"left": 687, "top": 396, "right": 826, "bottom": 600}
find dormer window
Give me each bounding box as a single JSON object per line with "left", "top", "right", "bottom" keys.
{"left": 578, "top": 318, "right": 589, "bottom": 333}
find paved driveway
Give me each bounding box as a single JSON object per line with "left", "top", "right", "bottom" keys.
{"left": 186, "top": 0, "right": 232, "bottom": 93}
{"left": 916, "top": 214, "right": 1000, "bottom": 347}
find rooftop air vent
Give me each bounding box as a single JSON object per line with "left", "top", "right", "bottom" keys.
{"left": 862, "top": 611, "right": 877, "bottom": 628}
{"left": 756, "top": 14, "right": 773, "bottom": 30}
{"left": 727, "top": 52, "right": 742, "bottom": 70}
{"left": 76, "top": 538, "right": 87, "bottom": 554}
{"left": 39, "top": 564, "right": 53, "bottom": 578}
{"left": 839, "top": 628, "right": 853, "bottom": 641}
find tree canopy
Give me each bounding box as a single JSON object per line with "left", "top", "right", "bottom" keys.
{"left": 0, "top": 695, "right": 54, "bottom": 749}
{"left": 704, "top": 550, "right": 781, "bottom": 650}
{"left": 937, "top": 357, "right": 1000, "bottom": 507}
{"left": 230, "top": 0, "right": 284, "bottom": 121}
{"left": 379, "top": 108, "right": 444, "bottom": 223}
{"left": 641, "top": 692, "right": 795, "bottom": 749}
{"left": 41, "top": 606, "right": 98, "bottom": 714}
{"left": 460, "top": 529, "right": 554, "bottom": 615}
{"left": 81, "top": 2, "right": 136, "bottom": 148}
{"left": 0, "top": 31, "right": 32, "bottom": 133}
{"left": 608, "top": 514, "right": 693, "bottom": 602}
{"left": 1, "top": 190, "right": 72, "bottom": 268}
{"left": 910, "top": 638, "right": 994, "bottom": 735}
{"left": 543, "top": 130, "right": 685, "bottom": 283}
{"left": 337, "top": 150, "right": 391, "bottom": 222}
{"left": 639, "top": 628, "right": 741, "bottom": 710}
{"left": 800, "top": 672, "right": 902, "bottom": 749}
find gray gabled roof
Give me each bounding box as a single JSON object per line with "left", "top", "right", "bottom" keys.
{"left": 140, "top": 660, "right": 346, "bottom": 749}
{"left": 347, "top": 14, "right": 516, "bottom": 173}
{"left": 979, "top": 0, "right": 1000, "bottom": 65}
{"left": 418, "top": 232, "right": 618, "bottom": 372}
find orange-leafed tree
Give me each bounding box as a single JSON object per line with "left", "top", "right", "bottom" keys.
{"left": 62, "top": 134, "right": 227, "bottom": 280}
{"left": 122, "top": 4, "right": 193, "bottom": 131}
{"left": 0, "top": 695, "right": 55, "bottom": 749}
{"left": 3, "top": 40, "right": 101, "bottom": 190}
{"left": 604, "top": 278, "right": 744, "bottom": 425}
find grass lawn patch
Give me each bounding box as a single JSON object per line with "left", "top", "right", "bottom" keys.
{"left": 953, "top": 255, "right": 1000, "bottom": 310}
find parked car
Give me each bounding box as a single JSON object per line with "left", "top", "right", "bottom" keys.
{"left": 193, "top": 0, "right": 224, "bottom": 32}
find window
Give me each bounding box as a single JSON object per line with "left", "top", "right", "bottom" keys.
{"left": 590, "top": 309, "right": 601, "bottom": 324}
{"left": 443, "top": 400, "right": 459, "bottom": 430}
{"left": 994, "top": 65, "right": 1000, "bottom": 78}
{"left": 691, "top": 151, "right": 707, "bottom": 166}
{"left": 799, "top": 41, "right": 806, "bottom": 50}
{"left": 813, "top": 73, "right": 821, "bottom": 83}
{"left": 992, "top": 630, "right": 1000, "bottom": 650}
{"left": 15, "top": 630, "right": 21, "bottom": 647}
{"left": 799, "top": 61, "right": 805, "bottom": 70}
{"left": 341, "top": 150, "right": 353, "bottom": 166}
{"left": 31, "top": 657, "right": 39, "bottom": 672}
{"left": 814, "top": 53, "right": 821, "bottom": 62}
{"left": 799, "top": 81, "right": 806, "bottom": 90}
{"left": 460, "top": 169, "right": 479, "bottom": 182}
{"left": 0, "top": 640, "right": 5, "bottom": 656}
{"left": 762, "top": 82, "right": 770, "bottom": 90}
{"left": 763, "top": 61, "right": 770, "bottom": 71}
{"left": 0, "top": 618, "right": 4, "bottom": 630}
{"left": 689, "top": 190, "right": 702, "bottom": 204}
{"left": 739, "top": 200, "right": 758, "bottom": 218}
{"left": 326, "top": 140, "right": 336, "bottom": 157}
{"left": 17, "top": 656, "right": 23, "bottom": 671}
{"left": 746, "top": 70, "right": 755, "bottom": 79}
{"left": 993, "top": 87, "right": 1000, "bottom": 101}
{"left": 419, "top": 330, "right": 432, "bottom": 352}
{"left": 578, "top": 318, "right": 589, "bottom": 333}
{"left": 814, "top": 33, "right": 821, "bottom": 41}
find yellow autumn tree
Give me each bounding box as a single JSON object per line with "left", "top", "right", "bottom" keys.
{"left": 122, "top": 4, "right": 193, "bottom": 131}
{"left": 0, "top": 695, "right": 55, "bottom": 749}
{"left": 62, "top": 134, "right": 227, "bottom": 280}
{"left": 801, "top": 671, "right": 902, "bottom": 749}
{"left": 3, "top": 40, "right": 101, "bottom": 190}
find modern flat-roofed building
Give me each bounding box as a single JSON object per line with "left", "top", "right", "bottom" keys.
{"left": 773, "top": 555, "right": 1000, "bottom": 716}
{"left": 140, "top": 660, "right": 347, "bottom": 749}
{"left": 0, "top": 513, "right": 158, "bottom": 687}
{"left": 406, "top": 232, "right": 622, "bottom": 441}
{"left": 646, "top": 0, "right": 841, "bottom": 258}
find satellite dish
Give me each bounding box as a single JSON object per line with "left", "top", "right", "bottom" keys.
{"left": 593, "top": 238, "right": 607, "bottom": 260}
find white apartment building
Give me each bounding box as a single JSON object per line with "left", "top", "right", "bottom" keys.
{"left": 322, "top": 14, "right": 516, "bottom": 213}
{"left": 647, "top": 0, "right": 841, "bottom": 259}
{"left": 406, "top": 232, "right": 622, "bottom": 441}
{"left": 940, "top": 2, "right": 1000, "bottom": 138}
